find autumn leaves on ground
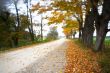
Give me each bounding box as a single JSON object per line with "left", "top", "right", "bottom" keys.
{"left": 65, "top": 40, "right": 101, "bottom": 73}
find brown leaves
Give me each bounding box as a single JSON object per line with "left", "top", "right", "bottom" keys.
{"left": 64, "top": 41, "right": 101, "bottom": 73}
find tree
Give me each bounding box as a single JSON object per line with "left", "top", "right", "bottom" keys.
{"left": 63, "top": 19, "right": 78, "bottom": 39}
{"left": 46, "top": 27, "right": 58, "bottom": 40}
{"left": 20, "top": 15, "right": 31, "bottom": 30}
{"left": 73, "top": 31, "right": 77, "bottom": 38}
{"left": 0, "top": 0, "right": 21, "bottom": 48}
{"left": 24, "top": 0, "right": 35, "bottom": 41}
{"left": 94, "top": 0, "right": 110, "bottom": 51}
{"left": 32, "top": 1, "right": 52, "bottom": 40}
{"left": 29, "top": 0, "right": 35, "bottom": 41}
{"left": 0, "top": 10, "right": 10, "bottom": 48}
{"left": 10, "top": 0, "right": 21, "bottom": 46}
{"left": 80, "top": 0, "right": 95, "bottom": 48}
{"left": 0, "top": 10, "right": 16, "bottom": 48}
{"left": 50, "top": 0, "right": 83, "bottom": 39}
{"left": 33, "top": 0, "right": 110, "bottom": 51}
{"left": 44, "top": 0, "right": 95, "bottom": 48}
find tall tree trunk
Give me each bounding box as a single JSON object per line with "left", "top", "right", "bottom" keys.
{"left": 26, "top": 0, "right": 35, "bottom": 41}
{"left": 95, "top": 17, "right": 108, "bottom": 51}
{"left": 82, "top": 11, "right": 94, "bottom": 48}
{"left": 74, "top": 16, "right": 83, "bottom": 40}
{"left": 40, "top": 14, "right": 43, "bottom": 41}
{"left": 14, "top": 2, "right": 20, "bottom": 29}
{"left": 26, "top": 0, "right": 34, "bottom": 41}
{"left": 29, "top": 0, "right": 34, "bottom": 41}
{"left": 14, "top": 1, "right": 20, "bottom": 47}
{"left": 74, "top": 12, "right": 83, "bottom": 40}
{"left": 95, "top": 0, "right": 110, "bottom": 51}
{"left": 12, "top": 33, "right": 19, "bottom": 47}
{"left": 78, "top": 21, "right": 83, "bottom": 40}
{"left": 14, "top": 36, "right": 19, "bottom": 47}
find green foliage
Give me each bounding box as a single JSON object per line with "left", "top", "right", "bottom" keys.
{"left": 18, "top": 39, "right": 37, "bottom": 47}
{"left": 0, "top": 11, "right": 15, "bottom": 48}
{"left": 93, "top": 37, "right": 110, "bottom": 48}
{"left": 36, "top": 38, "right": 52, "bottom": 43}
{"left": 20, "top": 15, "right": 30, "bottom": 30}
{"left": 0, "top": 10, "right": 32, "bottom": 49}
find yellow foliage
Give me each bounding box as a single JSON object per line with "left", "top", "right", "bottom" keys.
{"left": 32, "top": 0, "right": 90, "bottom": 37}
{"left": 65, "top": 20, "right": 78, "bottom": 27}
{"left": 48, "top": 11, "right": 65, "bottom": 24}
{"left": 62, "top": 19, "right": 79, "bottom": 36}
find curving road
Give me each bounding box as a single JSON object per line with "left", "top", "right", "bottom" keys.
{"left": 0, "top": 39, "right": 68, "bottom": 73}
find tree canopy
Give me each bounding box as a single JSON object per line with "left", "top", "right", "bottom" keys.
{"left": 32, "top": 0, "right": 110, "bottom": 51}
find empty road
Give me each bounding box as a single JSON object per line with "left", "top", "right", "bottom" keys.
{"left": 0, "top": 39, "right": 68, "bottom": 73}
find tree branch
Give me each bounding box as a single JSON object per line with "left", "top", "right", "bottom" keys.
{"left": 106, "top": 29, "right": 110, "bottom": 32}
{"left": 108, "top": 29, "right": 110, "bottom": 31}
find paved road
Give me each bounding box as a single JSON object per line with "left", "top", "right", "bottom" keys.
{"left": 0, "top": 39, "right": 68, "bottom": 73}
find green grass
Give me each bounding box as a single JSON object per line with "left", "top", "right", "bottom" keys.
{"left": 73, "top": 39, "right": 89, "bottom": 50}
{"left": 100, "top": 37, "right": 110, "bottom": 73}
{"left": 99, "top": 47, "right": 110, "bottom": 73}
{"left": 0, "top": 38, "right": 55, "bottom": 52}
{"left": 93, "top": 37, "right": 110, "bottom": 48}
{"left": 94, "top": 42, "right": 110, "bottom": 72}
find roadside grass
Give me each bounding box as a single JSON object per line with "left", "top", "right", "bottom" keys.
{"left": 96, "top": 49, "right": 110, "bottom": 73}
{"left": 94, "top": 37, "right": 110, "bottom": 73}
{"left": 0, "top": 38, "right": 55, "bottom": 52}
{"left": 98, "top": 47, "right": 110, "bottom": 73}
{"left": 73, "top": 39, "right": 89, "bottom": 50}
{"left": 73, "top": 38, "right": 110, "bottom": 73}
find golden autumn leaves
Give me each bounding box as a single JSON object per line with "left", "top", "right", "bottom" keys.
{"left": 65, "top": 41, "right": 101, "bottom": 73}
{"left": 31, "top": 0, "right": 80, "bottom": 37}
